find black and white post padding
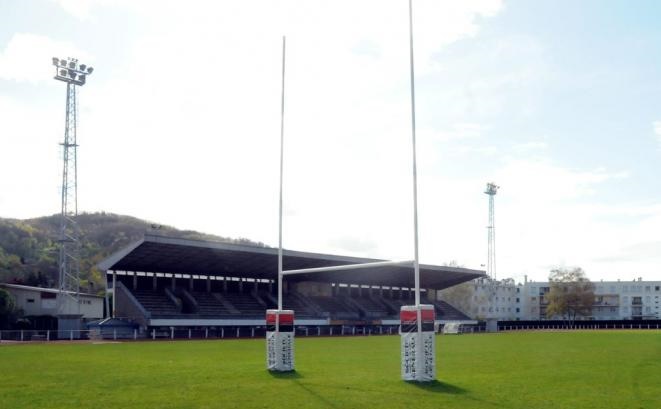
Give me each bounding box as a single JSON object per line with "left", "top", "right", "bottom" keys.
{"left": 400, "top": 305, "right": 435, "bottom": 381}
{"left": 266, "top": 309, "right": 295, "bottom": 371}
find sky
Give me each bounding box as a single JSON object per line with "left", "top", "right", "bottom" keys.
{"left": 1, "top": 0, "right": 660, "bottom": 283}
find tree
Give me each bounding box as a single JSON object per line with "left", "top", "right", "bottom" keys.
{"left": 545, "top": 267, "right": 594, "bottom": 325}
{"left": 0, "top": 288, "right": 17, "bottom": 329}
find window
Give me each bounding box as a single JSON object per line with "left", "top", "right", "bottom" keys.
{"left": 645, "top": 296, "right": 651, "bottom": 304}
{"left": 516, "top": 298, "right": 520, "bottom": 303}
{"left": 27, "top": 298, "right": 35, "bottom": 303}
{"left": 623, "top": 286, "right": 629, "bottom": 293}
{"left": 516, "top": 308, "right": 520, "bottom": 313}
{"left": 656, "top": 286, "right": 660, "bottom": 291}
{"left": 623, "top": 306, "right": 629, "bottom": 312}
{"left": 610, "top": 286, "right": 616, "bottom": 293}
{"left": 530, "top": 287, "right": 537, "bottom": 295}
{"left": 623, "top": 296, "right": 629, "bottom": 304}
{"left": 646, "top": 307, "right": 651, "bottom": 313}
{"left": 645, "top": 286, "right": 651, "bottom": 292}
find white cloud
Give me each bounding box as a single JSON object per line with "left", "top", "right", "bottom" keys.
{"left": 5, "top": 0, "right": 661, "bottom": 283}
{"left": 653, "top": 121, "right": 661, "bottom": 149}
{"left": 0, "top": 33, "right": 89, "bottom": 83}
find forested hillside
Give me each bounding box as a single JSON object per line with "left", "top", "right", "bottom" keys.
{"left": 0, "top": 212, "right": 264, "bottom": 293}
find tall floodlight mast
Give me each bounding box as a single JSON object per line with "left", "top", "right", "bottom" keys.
{"left": 51, "top": 57, "right": 94, "bottom": 313}
{"left": 485, "top": 182, "right": 499, "bottom": 281}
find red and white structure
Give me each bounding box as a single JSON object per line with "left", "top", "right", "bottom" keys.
{"left": 266, "top": 309, "right": 295, "bottom": 371}
{"left": 400, "top": 305, "right": 436, "bottom": 381}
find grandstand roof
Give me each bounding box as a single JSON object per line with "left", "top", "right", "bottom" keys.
{"left": 98, "top": 235, "right": 485, "bottom": 290}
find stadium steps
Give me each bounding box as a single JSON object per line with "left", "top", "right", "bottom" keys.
{"left": 258, "top": 291, "right": 322, "bottom": 319}
{"left": 309, "top": 296, "right": 359, "bottom": 320}
{"left": 429, "top": 300, "right": 471, "bottom": 321}
{"left": 132, "top": 290, "right": 181, "bottom": 316}
{"left": 221, "top": 292, "right": 265, "bottom": 315}
{"left": 348, "top": 296, "right": 390, "bottom": 318}
{"left": 190, "top": 292, "right": 235, "bottom": 316}
{"left": 212, "top": 293, "right": 240, "bottom": 314}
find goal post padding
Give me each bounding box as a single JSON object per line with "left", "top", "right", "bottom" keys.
{"left": 266, "top": 309, "right": 295, "bottom": 372}
{"left": 400, "top": 305, "right": 435, "bottom": 381}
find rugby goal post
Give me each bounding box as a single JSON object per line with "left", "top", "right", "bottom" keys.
{"left": 269, "top": 0, "right": 435, "bottom": 382}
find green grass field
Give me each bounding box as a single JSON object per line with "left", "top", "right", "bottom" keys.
{"left": 1, "top": 331, "right": 660, "bottom": 409}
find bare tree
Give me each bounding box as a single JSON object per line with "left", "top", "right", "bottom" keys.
{"left": 545, "top": 267, "right": 594, "bottom": 326}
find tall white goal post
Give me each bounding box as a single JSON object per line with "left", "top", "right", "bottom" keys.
{"left": 267, "top": 0, "right": 436, "bottom": 382}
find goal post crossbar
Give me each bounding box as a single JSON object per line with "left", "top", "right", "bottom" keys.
{"left": 282, "top": 259, "right": 414, "bottom": 276}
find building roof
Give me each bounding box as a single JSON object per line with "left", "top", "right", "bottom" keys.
{"left": 0, "top": 283, "right": 103, "bottom": 298}
{"left": 98, "top": 235, "right": 485, "bottom": 290}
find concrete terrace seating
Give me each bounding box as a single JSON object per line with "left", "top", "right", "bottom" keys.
{"left": 132, "top": 290, "right": 180, "bottom": 316}
{"left": 377, "top": 296, "right": 415, "bottom": 317}
{"left": 309, "top": 296, "right": 359, "bottom": 319}
{"left": 431, "top": 300, "right": 471, "bottom": 321}
{"left": 258, "top": 291, "right": 321, "bottom": 319}
{"left": 282, "top": 295, "right": 319, "bottom": 319}
{"left": 221, "top": 292, "right": 264, "bottom": 315}
{"left": 349, "top": 296, "right": 390, "bottom": 318}
{"left": 190, "top": 292, "right": 234, "bottom": 316}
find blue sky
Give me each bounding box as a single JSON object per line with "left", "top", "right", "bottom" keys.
{"left": 0, "top": 0, "right": 660, "bottom": 282}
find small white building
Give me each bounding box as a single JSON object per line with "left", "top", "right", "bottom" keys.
{"left": 0, "top": 283, "right": 104, "bottom": 325}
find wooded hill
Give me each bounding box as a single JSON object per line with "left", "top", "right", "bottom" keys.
{"left": 0, "top": 212, "right": 264, "bottom": 294}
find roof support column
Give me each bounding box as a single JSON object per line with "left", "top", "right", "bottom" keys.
{"left": 132, "top": 271, "right": 137, "bottom": 291}
{"left": 206, "top": 276, "right": 211, "bottom": 293}
{"left": 152, "top": 273, "right": 157, "bottom": 291}
{"left": 189, "top": 275, "right": 194, "bottom": 291}
{"left": 112, "top": 270, "right": 116, "bottom": 318}
{"left": 171, "top": 275, "right": 175, "bottom": 291}
{"left": 104, "top": 271, "right": 110, "bottom": 319}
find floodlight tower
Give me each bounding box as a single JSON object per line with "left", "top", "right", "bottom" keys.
{"left": 51, "top": 57, "right": 94, "bottom": 313}
{"left": 484, "top": 182, "right": 499, "bottom": 281}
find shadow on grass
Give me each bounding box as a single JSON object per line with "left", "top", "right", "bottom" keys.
{"left": 268, "top": 370, "right": 303, "bottom": 379}
{"left": 405, "top": 380, "right": 467, "bottom": 395}
{"left": 268, "top": 371, "right": 339, "bottom": 408}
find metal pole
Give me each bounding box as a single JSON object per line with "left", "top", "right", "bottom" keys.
{"left": 408, "top": 0, "right": 421, "bottom": 310}
{"left": 408, "top": 0, "right": 425, "bottom": 380}
{"left": 104, "top": 271, "right": 110, "bottom": 318}
{"left": 278, "top": 36, "right": 286, "bottom": 312}
{"left": 112, "top": 271, "right": 116, "bottom": 318}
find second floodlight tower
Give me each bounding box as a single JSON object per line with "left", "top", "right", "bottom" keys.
{"left": 484, "top": 182, "right": 499, "bottom": 280}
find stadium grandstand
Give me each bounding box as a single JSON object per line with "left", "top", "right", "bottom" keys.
{"left": 98, "top": 235, "right": 484, "bottom": 337}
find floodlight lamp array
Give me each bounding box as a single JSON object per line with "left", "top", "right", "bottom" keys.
{"left": 52, "top": 57, "right": 94, "bottom": 86}
{"left": 484, "top": 182, "right": 499, "bottom": 196}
